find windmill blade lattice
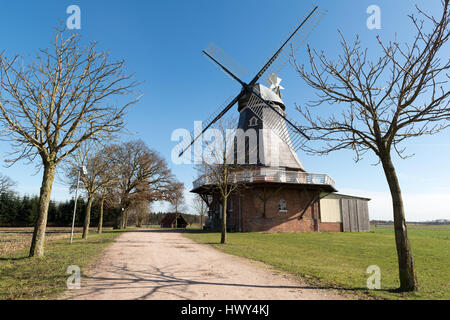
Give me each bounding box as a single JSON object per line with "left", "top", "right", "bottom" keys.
{"left": 253, "top": 5, "right": 326, "bottom": 82}
{"left": 178, "top": 5, "right": 325, "bottom": 158}
{"left": 204, "top": 42, "right": 249, "bottom": 82}
{"left": 178, "top": 94, "right": 241, "bottom": 157}
{"left": 245, "top": 91, "right": 308, "bottom": 152}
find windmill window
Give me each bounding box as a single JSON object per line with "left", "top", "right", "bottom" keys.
{"left": 279, "top": 199, "right": 287, "bottom": 212}
{"left": 249, "top": 116, "right": 258, "bottom": 127}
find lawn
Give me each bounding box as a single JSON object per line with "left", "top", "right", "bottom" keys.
{"left": 184, "top": 226, "right": 450, "bottom": 300}
{"left": 0, "top": 229, "right": 125, "bottom": 300}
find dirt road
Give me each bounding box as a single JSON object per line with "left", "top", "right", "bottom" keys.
{"left": 65, "top": 229, "right": 349, "bottom": 300}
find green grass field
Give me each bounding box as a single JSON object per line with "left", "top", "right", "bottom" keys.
{"left": 184, "top": 226, "right": 450, "bottom": 300}
{"left": 0, "top": 229, "right": 125, "bottom": 300}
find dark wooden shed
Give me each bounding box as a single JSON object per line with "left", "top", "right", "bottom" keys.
{"left": 340, "top": 196, "right": 370, "bottom": 232}
{"left": 160, "top": 213, "right": 188, "bottom": 229}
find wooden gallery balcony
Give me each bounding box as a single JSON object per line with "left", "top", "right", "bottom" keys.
{"left": 192, "top": 168, "right": 336, "bottom": 192}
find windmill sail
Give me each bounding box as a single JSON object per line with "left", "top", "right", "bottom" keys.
{"left": 204, "top": 42, "right": 249, "bottom": 82}
{"left": 252, "top": 5, "right": 326, "bottom": 81}
{"left": 178, "top": 5, "right": 325, "bottom": 158}
{"left": 178, "top": 93, "right": 244, "bottom": 157}
{"left": 245, "top": 86, "right": 308, "bottom": 152}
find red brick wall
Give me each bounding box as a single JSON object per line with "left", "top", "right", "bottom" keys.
{"left": 236, "top": 186, "right": 320, "bottom": 233}
{"left": 319, "top": 222, "right": 343, "bottom": 232}
{"left": 207, "top": 185, "right": 343, "bottom": 233}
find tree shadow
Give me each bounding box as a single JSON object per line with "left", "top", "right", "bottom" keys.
{"left": 0, "top": 256, "right": 29, "bottom": 261}
{"left": 62, "top": 228, "right": 390, "bottom": 299}
{"left": 66, "top": 262, "right": 349, "bottom": 300}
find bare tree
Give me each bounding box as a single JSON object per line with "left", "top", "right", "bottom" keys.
{"left": 168, "top": 184, "right": 186, "bottom": 213}
{"left": 166, "top": 183, "right": 186, "bottom": 228}
{"left": 0, "top": 28, "right": 139, "bottom": 256}
{"left": 192, "top": 194, "right": 208, "bottom": 229}
{"left": 0, "top": 173, "right": 16, "bottom": 195}
{"left": 292, "top": 1, "right": 449, "bottom": 291}
{"left": 113, "top": 140, "right": 181, "bottom": 229}
{"left": 64, "top": 142, "right": 118, "bottom": 239}
{"left": 97, "top": 184, "right": 118, "bottom": 234}
{"left": 96, "top": 145, "right": 121, "bottom": 234}
{"left": 196, "top": 117, "right": 246, "bottom": 244}
{"left": 131, "top": 200, "right": 150, "bottom": 228}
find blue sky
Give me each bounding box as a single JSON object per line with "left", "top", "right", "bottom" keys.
{"left": 0, "top": 0, "right": 448, "bottom": 221}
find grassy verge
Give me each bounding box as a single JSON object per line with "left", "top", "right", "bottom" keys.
{"left": 184, "top": 227, "right": 450, "bottom": 300}
{"left": 0, "top": 230, "right": 125, "bottom": 300}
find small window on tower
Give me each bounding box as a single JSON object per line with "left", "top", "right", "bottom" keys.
{"left": 249, "top": 116, "right": 258, "bottom": 127}
{"left": 279, "top": 199, "right": 287, "bottom": 212}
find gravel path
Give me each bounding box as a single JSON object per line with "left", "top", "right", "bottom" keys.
{"left": 64, "top": 229, "right": 350, "bottom": 300}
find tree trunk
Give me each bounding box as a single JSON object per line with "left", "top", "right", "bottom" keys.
{"left": 113, "top": 214, "right": 121, "bottom": 230}
{"left": 381, "top": 153, "right": 418, "bottom": 291}
{"left": 123, "top": 210, "right": 128, "bottom": 229}
{"left": 98, "top": 198, "right": 104, "bottom": 234}
{"left": 29, "top": 162, "right": 56, "bottom": 257}
{"left": 221, "top": 197, "right": 227, "bottom": 244}
{"left": 118, "top": 208, "right": 124, "bottom": 229}
{"left": 136, "top": 215, "right": 141, "bottom": 228}
{"left": 82, "top": 195, "right": 94, "bottom": 239}
{"left": 119, "top": 208, "right": 128, "bottom": 229}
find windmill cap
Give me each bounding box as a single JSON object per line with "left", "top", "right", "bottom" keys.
{"left": 238, "top": 83, "right": 285, "bottom": 112}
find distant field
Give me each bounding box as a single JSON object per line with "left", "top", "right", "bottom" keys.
{"left": 0, "top": 227, "right": 108, "bottom": 256}
{"left": 184, "top": 226, "right": 450, "bottom": 300}
{"left": 371, "top": 224, "right": 450, "bottom": 229}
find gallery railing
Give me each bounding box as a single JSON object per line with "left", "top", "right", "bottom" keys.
{"left": 193, "top": 169, "right": 335, "bottom": 189}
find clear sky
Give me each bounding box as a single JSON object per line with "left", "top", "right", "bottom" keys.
{"left": 0, "top": 0, "right": 448, "bottom": 221}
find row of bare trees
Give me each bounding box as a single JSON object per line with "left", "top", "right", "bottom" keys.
{"left": 0, "top": 22, "right": 184, "bottom": 254}
{"left": 63, "top": 140, "right": 184, "bottom": 239}
{"left": 0, "top": 27, "right": 142, "bottom": 257}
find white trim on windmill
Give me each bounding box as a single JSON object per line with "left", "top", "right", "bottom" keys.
{"left": 249, "top": 116, "right": 258, "bottom": 127}
{"left": 266, "top": 73, "right": 285, "bottom": 98}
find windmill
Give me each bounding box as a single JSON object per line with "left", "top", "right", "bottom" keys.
{"left": 187, "top": 6, "right": 345, "bottom": 234}
{"left": 178, "top": 5, "right": 326, "bottom": 162}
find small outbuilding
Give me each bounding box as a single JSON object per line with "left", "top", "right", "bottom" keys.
{"left": 160, "top": 213, "right": 188, "bottom": 229}
{"left": 319, "top": 193, "right": 371, "bottom": 232}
